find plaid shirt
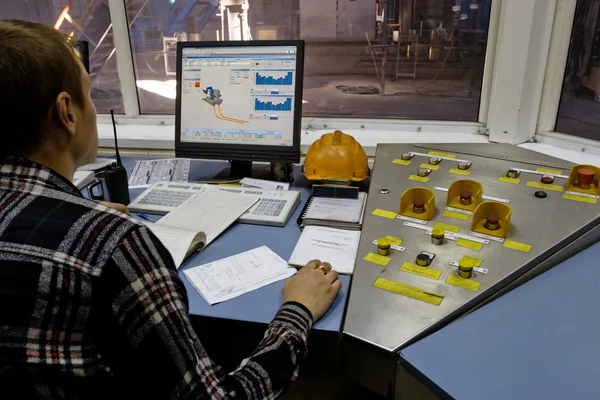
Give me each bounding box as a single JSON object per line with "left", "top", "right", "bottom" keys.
{"left": 0, "top": 156, "right": 313, "bottom": 400}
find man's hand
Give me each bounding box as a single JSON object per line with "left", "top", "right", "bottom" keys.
{"left": 100, "top": 201, "right": 130, "bottom": 215}
{"left": 283, "top": 260, "right": 341, "bottom": 322}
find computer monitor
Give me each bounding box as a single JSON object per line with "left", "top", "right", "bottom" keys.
{"left": 73, "top": 40, "right": 90, "bottom": 73}
{"left": 175, "top": 40, "right": 304, "bottom": 179}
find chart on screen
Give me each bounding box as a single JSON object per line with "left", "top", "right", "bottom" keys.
{"left": 179, "top": 46, "right": 298, "bottom": 147}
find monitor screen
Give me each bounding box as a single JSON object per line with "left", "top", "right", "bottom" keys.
{"left": 176, "top": 41, "right": 303, "bottom": 163}
{"left": 73, "top": 40, "right": 89, "bottom": 73}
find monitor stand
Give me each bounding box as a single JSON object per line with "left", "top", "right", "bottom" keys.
{"left": 213, "top": 160, "right": 274, "bottom": 182}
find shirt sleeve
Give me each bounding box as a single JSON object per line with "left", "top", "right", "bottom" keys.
{"left": 96, "top": 226, "right": 313, "bottom": 400}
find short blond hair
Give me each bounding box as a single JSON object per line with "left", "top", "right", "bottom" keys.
{"left": 0, "top": 19, "right": 85, "bottom": 155}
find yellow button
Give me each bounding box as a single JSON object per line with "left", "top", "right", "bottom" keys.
{"left": 431, "top": 228, "right": 445, "bottom": 239}
{"left": 378, "top": 237, "right": 391, "bottom": 247}
{"left": 458, "top": 259, "right": 474, "bottom": 270}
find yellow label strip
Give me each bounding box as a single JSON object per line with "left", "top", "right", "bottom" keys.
{"left": 446, "top": 275, "right": 480, "bottom": 292}
{"left": 400, "top": 262, "right": 442, "bottom": 280}
{"left": 385, "top": 236, "right": 404, "bottom": 246}
{"left": 428, "top": 151, "right": 457, "bottom": 159}
{"left": 409, "top": 175, "right": 430, "bottom": 183}
{"left": 563, "top": 193, "right": 598, "bottom": 204}
{"left": 392, "top": 159, "right": 412, "bottom": 166}
{"left": 526, "top": 181, "right": 563, "bottom": 192}
{"left": 373, "top": 278, "right": 444, "bottom": 305}
{"left": 372, "top": 209, "right": 398, "bottom": 219}
{"left": 498, "top": 176, "right": 520, "bottom": 184}
{"left": 536, "top": 167, "right": 562, "bottom": 175}
{"left": 457, "top": 238, "right": 484, "bottom": 251}
{"left": 420, "top": 163, "right": 440, "bottom": 171}
{"left": 503, "top": 240, "right": 532, "bottom": 253}
{"left": 462, "top": 255, "right": 483, "bottom": 267}
{"left": 364, "top": 253, "right": 391, "bottom": 266}
{"left": 443, "top": 210, "right": 470, "bottom": 221}
{"left": 449, "top": 168, "right": 471, "bottom": 176}
{"left": 433, "top": 222, "right": 460, "bottom": 233}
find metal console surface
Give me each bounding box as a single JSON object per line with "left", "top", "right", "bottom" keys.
{"left": 343, "top": 143, "right": 600, "bottom": 393}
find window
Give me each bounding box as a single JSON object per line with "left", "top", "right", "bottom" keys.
{"left": 555, "top": 0, "right": 600, "bottom": 140}
{"left": 0, "top": 0, "right": 125, "bottom": 113}
{"left": 127, "top": 0, "right": 492, "bottom": 121}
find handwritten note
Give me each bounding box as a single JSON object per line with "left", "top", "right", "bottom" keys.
{"left": 184, "top": 246, "right": 295, "bottom": 305}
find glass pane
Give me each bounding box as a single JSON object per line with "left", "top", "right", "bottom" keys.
{"left": 0, "top": 1, "right": 124, "bottom": 113}
{"left": 127, "top": 0, "right": 491, "bottom": 121}
{"left": 555, "top": 0, "right": 600, "bottom": 139}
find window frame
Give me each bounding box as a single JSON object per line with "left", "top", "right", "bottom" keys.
{"left": 533, "top": 0, "right": 600, "bottom": 155}
{"left": 101, "top": 0, "right": 549, "bottom": 152}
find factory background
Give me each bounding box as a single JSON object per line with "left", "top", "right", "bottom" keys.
{"left": 1, "top": 0, "right": 599, "bottom": 146}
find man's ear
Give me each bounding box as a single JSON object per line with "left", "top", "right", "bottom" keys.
{"left": 54, "top": 92, "right": 77, "bottom": 136}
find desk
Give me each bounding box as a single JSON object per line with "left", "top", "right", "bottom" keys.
{"left": 124, "top": 157, "right": 351, "bottom": 332}
{"left": 399, "top": 241, "right": 600, "bottom": 400}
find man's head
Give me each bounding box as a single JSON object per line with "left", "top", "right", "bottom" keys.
{"left": 0, "top": 20, "right": 97, "bottom": 170}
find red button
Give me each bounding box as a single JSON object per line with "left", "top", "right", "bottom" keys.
{"left": 413, "top": 199, "right": 424, "bottom": 208}
{"left": 460, "top": 191, "right": 472, "bottom": 200}
{"left": 486, "top": 214, "right": 499, "bottom": 225}
{"left": 578, "top": 168, "right": 595, "bottom": 187}
{"left": 541, "top": 176, "right": 554, "bottom": 184}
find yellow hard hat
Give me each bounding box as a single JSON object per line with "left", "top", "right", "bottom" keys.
{"left": 304, "top": 130, "right": 369, "bottom": 182}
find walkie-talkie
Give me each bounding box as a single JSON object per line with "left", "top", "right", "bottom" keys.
{"left": 104, "top": 110, "right": 130, "bottom": 204}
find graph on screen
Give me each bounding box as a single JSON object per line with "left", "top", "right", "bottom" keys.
{"left": 254, "top": 97, "right": 293, "bottom": 112}
{"left": 180, "top": 46, "right": 298, "bottom": 147}
{"left": 255, "top": 71, "right": 293, "bottom": 86}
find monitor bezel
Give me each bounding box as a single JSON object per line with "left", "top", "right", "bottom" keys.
{"left": 175, "top": 40, "right": 304, "bottom": 164}
{"left": 75, "top": 40, "right": 90, "bottom": 73}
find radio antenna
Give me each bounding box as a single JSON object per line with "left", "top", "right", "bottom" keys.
{"left": 110, "top": 110, "right": 123, "bottom": 167}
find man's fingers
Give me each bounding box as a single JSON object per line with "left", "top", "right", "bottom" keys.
{"left": 325, "top": 269, "right": 339, "bottom": 283}
{"left": 320, "top": 262, "right": 332, "bottom": 273}
{"left": 305, "top": 259, "right": 321, "bottom": 269}
{"left": 330, "top": 279, "right": 342, "bottom": 293}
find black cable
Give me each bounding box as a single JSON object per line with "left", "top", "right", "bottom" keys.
{"left": 144, "top": 54, "right": 162, "bottom": 77}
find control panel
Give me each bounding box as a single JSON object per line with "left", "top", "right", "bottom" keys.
{"left": 343, "top": 143, "right": 600, "bottom": 354}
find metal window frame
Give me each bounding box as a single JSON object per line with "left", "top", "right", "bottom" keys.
{"left": 100, "top": 0, "right": 554, "bottom": 150}
{"left": 108, "top": 0, "right": 140, "bottom": 116}
{"left": 533, "top": 0, "right": 600, "bottom": 154}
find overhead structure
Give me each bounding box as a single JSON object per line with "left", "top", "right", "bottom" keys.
{"left": 218, "top": 0, "right": 251, "bottom": 41}
{"left": 343, "top": 143, "right": 600, "bottom": 398}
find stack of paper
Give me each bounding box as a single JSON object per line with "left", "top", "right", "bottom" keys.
{"left": 301, "top": 192, "right": 368, "bottom": 230}
{"left": 288, "top": 226, "right": 361, "bottom": 275}
{"left": 184, "top": 246, "right": 296, "bottom": 305}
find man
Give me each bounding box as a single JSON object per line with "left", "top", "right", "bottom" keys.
{"left": 0, "top": 20, "right": 341, "bottom": 399}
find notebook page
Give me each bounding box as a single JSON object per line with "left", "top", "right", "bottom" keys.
{"left": 183, "top": 246, "right": 296, "bottom": 305}
{"left": 144, "top": 223, "right": 205, "bottom": 268}
{"left": 288, "top": 226, "right": 361, "bottom": 275}
{"left": 157, "top": 186, "right": 259, "bottom": 245}
{"left": 304, "top": 192, "right": 366, "bottom": 223}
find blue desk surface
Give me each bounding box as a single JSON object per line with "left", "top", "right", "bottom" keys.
{"left": 401, "top": 241, "right": 600, "bottom": 400}
{"left": 125, "top": 158, "right": 350, "bottom": 332}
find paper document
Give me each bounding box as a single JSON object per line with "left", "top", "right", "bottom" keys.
{"left": 144, "top": 223, "right": 206, "bottom": 267}
{"left": 304, "top": 192, "right": 367, "bottom": 223}
{"left": 157, "top": 185, "right": 259, "bottom": 245}
{"left": 184, "top": 246, "right": 296, "bottom": 305}
{"left": 288, "top": 226, "right": 361, "bottom": 274}
{"left": 240, "top": 177, "right": 290, "bottom": 191}
{"left": 129, "top": 158, "right": 191, "bottom": 189}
